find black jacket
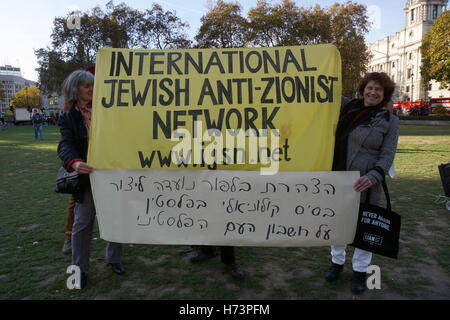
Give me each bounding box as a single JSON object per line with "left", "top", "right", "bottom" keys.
{"left": 32, "top": 113, "right": 44, "bottom": 125}
{"left": 57, "top": 107, "right": 90, "bottom": 201}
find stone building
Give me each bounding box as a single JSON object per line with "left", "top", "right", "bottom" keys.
{"left": 0, "top": 65, "right": 37, "bottom": 115}
{"left": 368, "top": 0, "right": 449, "bottom": 102}
{"left": 42, "top": 92, "right": 64, "bottom": 117}
{"left": 0, "top": 65, "right": 65, "bottom": 117}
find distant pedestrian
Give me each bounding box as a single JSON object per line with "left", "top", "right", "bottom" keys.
{"left": 31, "top": 108, "right": 44, "bottom": 140}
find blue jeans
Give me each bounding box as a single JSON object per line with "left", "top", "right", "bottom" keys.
{"left": 33, "top": 124, "right": 43, "bottom": 140}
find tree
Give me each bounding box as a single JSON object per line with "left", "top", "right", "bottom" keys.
{"left": 295, "top": 5, "right": 332, "bottom": 45}
{"left": 421, "top": 11, "right": 450, "bottom": 89}
{"left": 139, "top": 3, "right": 192, "bottom": 49}
{"left": 247, "top": 1, "right": 369, "bottom": 96}
{"left": 270, "top": 0, "right": 329, "bottom": 46}
{"left": 35, "top": 2, "right": 192, "bottom": 93}
{"left": 35, "top": 49, "right": 81, "bottom": 95}
{"left": 10, "top": 87, "right": 42, "bottom": 109}
{"left": 195, "top": 0, "right": 248, "bottom": 48}
{"left": 247, "top": 0, "right": 279, "bottom": 47}
{"left": 328, "top": 3, "right": 370, "bottom": 97}
{"left": 248, "top": 0, "right": 322, "bottom": 47}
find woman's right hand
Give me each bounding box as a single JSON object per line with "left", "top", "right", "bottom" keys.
{"left": 72, "top": 161, "right": 94, "bottom": 174}
{"left": 353, "top": 175, "right": 373, "bottom": 192}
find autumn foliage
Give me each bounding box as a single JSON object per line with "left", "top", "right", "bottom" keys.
{"left": 421, "top": 11, "right": 450, "bottom": 89}
{"left": 36, "top": 0, "right": 371, "bottom": 97}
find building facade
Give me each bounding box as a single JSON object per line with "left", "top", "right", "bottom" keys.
{"left": 42, "top": 92, "right": 64, "bottom": 117}
{"left": 0, "top": 65, "right": 64, "bottom": 117}
{"left": 0, "top": 65, "right": 37, "bottom": 115}
{"left": 368, "top": 0, "right": 449, "bottom": 102}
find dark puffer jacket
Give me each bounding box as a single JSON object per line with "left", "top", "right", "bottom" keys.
{"left": 57, "top": 106, "right": 90, "bottom": 201}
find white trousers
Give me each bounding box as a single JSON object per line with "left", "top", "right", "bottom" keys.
{"left": 330, "top": 246, "right": 372, "bottom": 273}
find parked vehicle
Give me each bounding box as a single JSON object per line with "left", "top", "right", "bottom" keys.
{"left": 4, "top": 107, "right": 32, "bottom": 124}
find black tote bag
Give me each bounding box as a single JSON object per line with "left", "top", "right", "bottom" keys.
{"left": 351, "top": 180, "right": 401, "bottom": 259}
{"left": 438, "top": 162, "right": 450, "bottom": 197}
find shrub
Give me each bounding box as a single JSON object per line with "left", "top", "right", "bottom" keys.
{"left": 399, "top": 115, "right": 450, "bottom": 121}
{"left": 432, "top": 105, "right": 448, "bottom": 115}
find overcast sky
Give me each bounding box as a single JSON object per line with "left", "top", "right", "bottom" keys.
{"left": 0, "top": 0, "right": 408, "bottom": 82}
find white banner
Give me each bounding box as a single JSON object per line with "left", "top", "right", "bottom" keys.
{"left": 91, "top": 170, "right": 360, "bottom": 247}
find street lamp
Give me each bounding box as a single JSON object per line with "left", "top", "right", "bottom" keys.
{"left": 411, "top": 72, "right": 414, "bottom": 102}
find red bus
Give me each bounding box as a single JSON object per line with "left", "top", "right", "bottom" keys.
{"left": 429, "top": 98, "right": 450, "bottom": 112}
{"left": 393, "top": 97, "right": 450, "bottom": 115}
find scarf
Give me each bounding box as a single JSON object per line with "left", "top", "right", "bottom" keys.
{"left": 75, "top": 102, "right": 92, "bottom": 134}
{"left": 332, "top": 99, "right": 386, "bottom": 171}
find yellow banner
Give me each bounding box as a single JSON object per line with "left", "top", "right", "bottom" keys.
{"left": 89, "top": 45, "right": 341, "bottom": 171}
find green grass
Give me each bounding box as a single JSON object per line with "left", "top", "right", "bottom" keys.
{"left": 0, "top": 124, "right": 449, "bottom": 300}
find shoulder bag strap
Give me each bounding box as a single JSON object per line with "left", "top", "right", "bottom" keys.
{"left": 381, "top": 180, "right": 392, "bottom": 211}
{"left": 363, "top": 175, "right": 392, "bottom": 212}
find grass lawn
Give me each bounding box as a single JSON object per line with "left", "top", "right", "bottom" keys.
{"left": 0, "top": 124, "right": 449, "bottom": 300}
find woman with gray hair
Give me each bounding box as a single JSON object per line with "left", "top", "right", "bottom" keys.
{"left": 57, "top": 69, "right": 125, "bottom": 289}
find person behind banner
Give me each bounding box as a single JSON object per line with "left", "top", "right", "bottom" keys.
{"left": 58, "top": 70, "right": 125, "bottom": 289}
{"left": 189, "top": 245, "right": 245, "bottom": 281}
{"left": 325, "top": 72, "right": 399, "bottom": 295}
